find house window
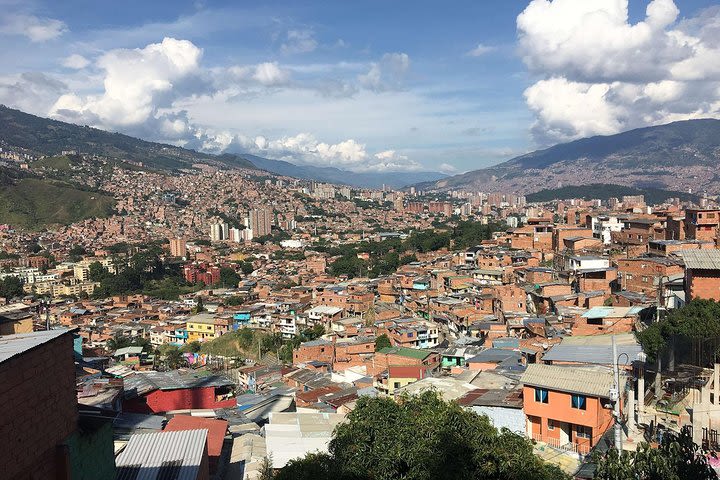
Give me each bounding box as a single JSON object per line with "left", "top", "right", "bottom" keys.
{"left": 642, "top": 276, "right": 648, "bottom": 283}
{"left": 576, "top": 425, "right": 591, "bottom": 439}
{"left": 571, "top": 394, "right": 586, "bottom": 410}
{"left": 394, "top": 382, "right": 401, "bottom": 389}
{"left": 534, "top": 387, "right": 549, "bottom": 403}
{"left": 547, "top": 419, "right": 555, "bottom": 430}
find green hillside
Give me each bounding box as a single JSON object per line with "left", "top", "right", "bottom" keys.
{"left": 526, "top": 184, "right": 699, "bottom": 204}
{"left": 0, "top": 105, "right": 255, "bottom": 171}
{"left": 0, "top": 177, "right": 115, "bottom": 228}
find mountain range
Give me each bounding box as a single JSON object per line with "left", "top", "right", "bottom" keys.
{"left": 235, "top": 154, "right": 446, "bottom": 189}
{"left": 0, "top": 105, "right": 444, "bottom": 189}
{"left": 414, "top": 119, "right": 720, "bottom": 195}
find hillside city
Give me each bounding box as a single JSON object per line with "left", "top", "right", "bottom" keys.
{"left": 2, "top": 137, "right": 720, "bottom": 479}
{"left": 3, "top": 1, "right": 720, "bottom": 479}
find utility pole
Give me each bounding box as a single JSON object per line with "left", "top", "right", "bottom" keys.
{"left": 612, "top": 335, "right": 623, "bottom": 451}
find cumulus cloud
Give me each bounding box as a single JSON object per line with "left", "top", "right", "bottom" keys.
{"left": 0, "top": 72, "right": 67, "bottom": 114}
{"left": 50, "top": 37, "right": 205, "bottom": 133}
{"left": 517, "top": 0, "right": 720, "bottom": 143}
{"left": 466, "top": 43, "right": 494, "bottom": 57}
{"left": 61, "top": 54, "right": 90, "bottom": 69}
{"left": 0, "top": 14, "right": 67, "bottom": 42}
{"left": 359, "top": 52, "right": 410, "bottom": 92}
{"left": 281, "top": 29, "right": 318, "bottom": 54}
{"left": 20, "top": 36, "right": 422, "bottom": 172}
{"left": 217, "top": 133, "right": 421, "bottom": 172}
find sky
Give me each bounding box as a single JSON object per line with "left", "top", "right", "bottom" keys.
{"left": 0, "top": 0, "right": 719, "bottom": 174}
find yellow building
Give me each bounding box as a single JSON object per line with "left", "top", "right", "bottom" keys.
{"left": 0, "top": 303, "right": 34, "bottom": 335}
{"left": 186, "top": 313, "right": 217, "bottom": 342}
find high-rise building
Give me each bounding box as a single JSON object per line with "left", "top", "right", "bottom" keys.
{"left": 249, "top": 209, "right": 272, "bottom": 238}
{"left": 170, "top": 238, "right": 187, "bottom": 258}
{"left": 209, "top": 223, "right": 228, "bottom": 242}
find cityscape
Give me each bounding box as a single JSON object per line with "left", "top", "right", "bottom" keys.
{"left": 1, "top": 1, "right": 720, "bottom": 479}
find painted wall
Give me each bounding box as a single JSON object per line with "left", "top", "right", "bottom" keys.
{"left": 124, "top": 387, "right": 236, "bottom": 413}
{"left": 471, "top": 406, "right": 525, "bottom": 435}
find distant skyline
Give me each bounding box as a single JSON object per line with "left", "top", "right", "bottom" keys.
{"left": 0, "top": 0, "right": 718, "bottom": 173}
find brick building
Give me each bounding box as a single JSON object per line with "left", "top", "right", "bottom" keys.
{"left": 123, "top": 371, "right": 236, "bottom": 413}
{"left": 615, "top": 257, "right": 684, "bottom": 296}
{"left": 684, "top": 209, "right": 720, "bottom": 241}
{"left": 681, "top": 250, "right": 720, "bottom": 302}
{"left": 0, "top": 330, "right": 80, "bottom": 479}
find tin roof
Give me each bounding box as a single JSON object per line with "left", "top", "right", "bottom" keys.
{"left": 0, "top": 329, "right": 71, "bottom": 364}
{"left": 520, "top": 364, "right": 624, "bottom": 398}
{"left": 123, "top": 371, "right": 234, "bottom": 398}
{"left": 680, "top": 250, "right": 720, "bottom": 270}
{"left": 115, "top": 429, "right": 208, "bottom": 480}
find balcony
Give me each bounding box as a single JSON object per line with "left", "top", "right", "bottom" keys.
{"left": 530, "top": 433, "right": 590, "bottom": 455}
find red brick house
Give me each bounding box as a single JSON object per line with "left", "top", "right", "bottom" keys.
{"left": 123, "top": 371, "right": 235, "bottom": 413}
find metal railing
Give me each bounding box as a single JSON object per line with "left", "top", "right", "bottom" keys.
{"left": 531, "top": 434, "right": 590, "bottom": 455}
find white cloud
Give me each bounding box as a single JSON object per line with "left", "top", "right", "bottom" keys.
{"left": 517, "top": 0, "right": 720, "bottom": 143}
{"left": 61, "top": 54, "right": 90, "bottom": 69}
{"left": 281, "top": 29, "right": 318, "bottom": 54}
{"left": 438, "top": 162, "right": 457, "bottom": 174}
{"left": 252, "top": 62, "right": 291, "bottom": 86}
{"left": 50, "top": 37, "right": 205, "bottom": 131}
{"left": 359, "top": 52, "right": 410, "bottom": 92}
{"left": 466, "top": 43, "right": 494, "bottom": 57}
{"left": 0, "top": 72, "right": 67, "bottom": 114}
{"left": 0, "top": 14, "right": 67, "bottom": 42}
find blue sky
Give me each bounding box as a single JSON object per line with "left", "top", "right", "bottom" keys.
{"left": 0, "top": 1, "right": 719, "bottom": 174}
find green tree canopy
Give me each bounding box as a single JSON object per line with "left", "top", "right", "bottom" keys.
{"left": 0, "top": 276, "right": 24, "bottom": 299}
{"left": 594, "top": 428, "right": 717, "bottom": 480}
{"left": 218, "top": 267, "right": 241, "bottom": 287}
{"left": 275, "top": 391, "right": 568, "bottom": 480}
{"left": 636, "top": 300, "right": 720, "bottom": 360}
{"left": 374, "top": 334, "right": 392, "bottom": 352}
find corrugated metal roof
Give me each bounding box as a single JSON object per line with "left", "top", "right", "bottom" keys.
{"left": 542, "top": 343, "right": 643, "bottom": 366}
{"left": 520, "top": 364, "right": 624, "bottom": 398}
{"left": 123, "top": 371, "right": 234, "bottom": 399}
{"left": 681, "top": 249, "right": 720, "bottom": 270}
{"left": 0, "top": 329, "right": 71, "bottom": 364}
{"left": 115, "top": 429, "right": 208, "bottom": 480}
{"left": 581, "top": 306, "right": 644, "bottom": 318}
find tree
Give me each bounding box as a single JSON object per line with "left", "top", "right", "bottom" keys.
{"left": 594, "top": 428, "right": 717, "bottom": 480}
{"left": 106, "top": 334, "right": 132, "bottom": 352}
{"left": 181, "top": 341, "right": 202, "bottom": 354}
{"left": 88, "top": 261, "right": 109, "bottom": 282}
{"left": 330, "top": 255, "right": 367, "bottom": 278}
{"left": 239, "top": 261, "right": 255, "bottom": 275}
{"left": 194, "top": 296, "right": 205, "bottom": 313}
{"left": 26, "top": 243, "right": 42, "bottom": 254}
{"left": 159, "top": 345, "right": 187, "bottom": 369}
{"left": 218, "top": 267, "right": 241, "bottom": 287}
{"left": 374, "top": 334, "right": 392, "bottom": 352}
{"left": 0, "top": 276, "right": 24, "bottom": 299}
{"left": 69, "top": 245, "right": 87, "bottom": 256}
{"left": 276, "top": 392, "right": 567, "bottom": 480}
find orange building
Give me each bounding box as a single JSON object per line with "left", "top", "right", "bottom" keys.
{"left": 682, "top": 250, "right": 720, "bottom": 302}
{"left": 521, "top": 364, "right": 622, "bottom": 454}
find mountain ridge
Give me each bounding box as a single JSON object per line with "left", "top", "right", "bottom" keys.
{"left": 0, "top": 105, "right": 444, "bottom": 189}
{"left": 238, "top": 153, "right": 446, "bottom": 189}
{"left": 414, "top": 119, "right": 720, "bottom": 194}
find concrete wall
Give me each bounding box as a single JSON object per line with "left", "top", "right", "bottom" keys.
{"left": 471, "top": 406, "right": 525, "bottom": 435}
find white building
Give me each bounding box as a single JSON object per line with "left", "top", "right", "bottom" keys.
{"left": 591, "top": 215, "right": 623, "bottom": 245}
